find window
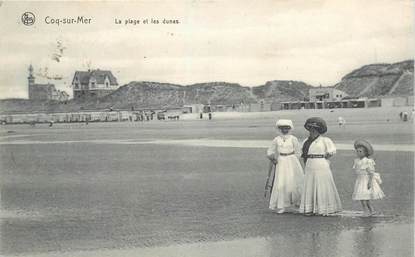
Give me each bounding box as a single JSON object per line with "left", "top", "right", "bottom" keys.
{"left": 74, "top": 83, "right": 79, "bottom": 89}
{"left": 106, "top": 82, "right": 109, "bottom": 87}
{"left": 91, "top": 82, "right": 95, "bottom": 88}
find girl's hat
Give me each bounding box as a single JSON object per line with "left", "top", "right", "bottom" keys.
{"left": 354, "top": 139, "right": 374, "bottom": 156}
{"left": 276, "top": 119, "right": 293, "bottom": 129}
{"left": 304, "top": 117, "right": 327, "bottom": 134}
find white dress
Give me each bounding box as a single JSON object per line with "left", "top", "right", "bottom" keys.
{"left": 299, "top": 136, "right": 342, "bottom": 215}
{"left": 352, "top": 157, "right": 385, "bottom": 200}
{"left": 267, "top": 135, "right": 304, "bottom": 210}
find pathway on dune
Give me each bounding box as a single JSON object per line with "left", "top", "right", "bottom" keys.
{"left": 387, "top": 71, "right": 412, "bottom": 95}
{"left": 357, "top": 76, "right": 379, "bottom": 97}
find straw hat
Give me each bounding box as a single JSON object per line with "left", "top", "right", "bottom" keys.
{"left": 354, "top": 139, "right": 374, "bottom": 156}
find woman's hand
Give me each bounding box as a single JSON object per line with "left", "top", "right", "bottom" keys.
{"left": 325, "top": 153, "right": 333, "bottom": 159}
{"left": 267, "top": 156, "right": 278, "bottom": 165}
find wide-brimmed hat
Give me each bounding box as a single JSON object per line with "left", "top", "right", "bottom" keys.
{"left": 304, "top": 117, "right": 327, "bottom": 134}
{"left": 354, "top": 139, "right": 374, "bottom": 156}
{"left": 276, "top": 119, "right": 294, "bottom": 129}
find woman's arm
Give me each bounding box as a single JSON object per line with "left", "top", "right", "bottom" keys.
{"left": 266, "top": 138, "right": 279, "bottom": 164}
{"left": 292, "top": 136, "right": 302, "bottom": 159}
{"left": 324, "top": 137, "right": 336, "bottom": 159}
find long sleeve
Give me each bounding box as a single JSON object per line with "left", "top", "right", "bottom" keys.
{"left": 267, "top": 137, "right": 278, "bottom": 159}
{"left": 292, "top": 136, "right": 301, "bottom": 159}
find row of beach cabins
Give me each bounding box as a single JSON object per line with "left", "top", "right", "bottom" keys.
{"left": 0, "top": 104, "right": 214, "bottom": 125}
{"left": 1, "top": 96, "right": 413, "bottom": 125}
{"left": 0, "top": 110, "right": 181, "bottom": 124}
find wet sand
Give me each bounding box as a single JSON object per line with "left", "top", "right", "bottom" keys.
{"left": 5, "top": 223, "right": 413, "bottom": 257}
{"left": 1, "top": 108, "right": 413, "bottom": 256}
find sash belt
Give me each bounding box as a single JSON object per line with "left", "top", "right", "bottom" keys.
{"left": 307, "top": 154, "right": 325, "bottom": 158}
{"left": 280, "top": 152, "right": 295, "bottom": 156}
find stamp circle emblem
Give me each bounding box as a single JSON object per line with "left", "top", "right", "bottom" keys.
{"left": 22, "top": 12, "right": 35, "bottom": 26}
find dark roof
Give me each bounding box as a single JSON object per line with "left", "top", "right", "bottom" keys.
{"left": 73, "top": 71, "right": 90, "bottom": 85}
{"left": 72, "top": 70, "right": 118, "bottom": 86}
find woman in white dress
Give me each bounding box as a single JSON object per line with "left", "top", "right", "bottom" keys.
{"left": 266, "top": 119, "right": 304, "bottom": 213}
{"left": 299, "top": 117, "right": 342, "bottom": 216}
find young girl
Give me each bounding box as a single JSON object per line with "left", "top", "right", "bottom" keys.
{"left": 266, "top": 119, "right": 304, "bottom": 213}
{"left": 352, "top": 140, "right": 385, "bottom": 215}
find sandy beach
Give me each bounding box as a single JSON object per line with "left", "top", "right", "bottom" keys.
{"left": 1, "top": 107, "right": 413, "bottom": 257}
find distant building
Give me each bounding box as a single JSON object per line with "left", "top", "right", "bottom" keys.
{"left": 279, "top": 86, "right": 379, "bottom": 110}
{"left": 28, "top": 64, "right": 69, "bottom": 101}
{"left": 309, "top": 87, "right": 348, "bottom": 102}
{"left": 183, "top": 104, "right": 204, "bottom": 113}
{"left": 72, "top": 69, "right": 119, "bottom": 99}
{"left": 380, "top": 96, "right": 414, "bottom": 107}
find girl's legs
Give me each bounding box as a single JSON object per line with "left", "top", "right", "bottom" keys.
{"left": 365, "top": 200, "right": 375, "bottom": 214}
{"left": 360, "top": 200, "right": 367, "bottom": 213}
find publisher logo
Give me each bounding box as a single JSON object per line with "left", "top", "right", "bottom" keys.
{"left": 21, "top": 12, "right": 35, "bottom": 26}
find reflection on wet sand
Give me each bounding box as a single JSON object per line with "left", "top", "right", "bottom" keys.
{"left": 352, "top": 220, "right": 379, "bottom": 257}
{"left": 266, "top": 229, "right": 340, "bottom": 257}
{"left": 8, "top": 223, "right": 412, "bottom": 257}
{"left": 336, "top": 221, "right": 413, "bottom": 257}
{"left": 264, "top": 222, "right": 412, "bottom": 257}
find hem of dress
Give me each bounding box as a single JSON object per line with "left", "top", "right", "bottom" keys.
{"left": 353, "top": 193, "right": 385, "bottom": 200}
{"left": 353, "top": 196, "right": 385, "bottom": 200}
{"left": 269, "top": 203, "right": 299, "bottom": 210}
{"left": 299, "top": 204, "right": 342, "bottom": 215}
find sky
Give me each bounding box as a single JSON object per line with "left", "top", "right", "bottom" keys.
{"left": 0, "top": 0, "right": 413, "bottom": 99}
